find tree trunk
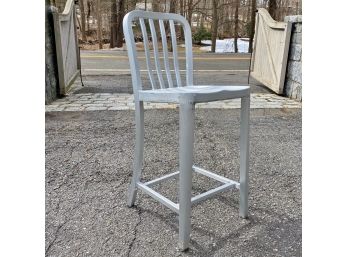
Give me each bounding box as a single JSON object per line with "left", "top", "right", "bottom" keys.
{"left": 152, "top": 0, "right": 160, "bottom": 12}
{"left": 200, "top": 0, "right": 207, "bottom": 28}
{"left": 167, "top": 0, "right": 177, "bottom": 51}
{"left": 187, "top": 0, "right": 193, "bottom": 27}
{"left": 180, "top": 0, "right": 184, "bottom": 16}
{"left": 79, "top": 0, "right": 87, "bottom": 41}
{"left": 268, "top": 0, "right": 277, "bottom": 20}
{"left": 152, "top": 0, "right": 161, "bottom": 40}
{"left": 115, "top": 0, "right": 125, "bottom": 48}
{"left": 248, "top": 0, "right": 256, "bottom": 53}
{"left": 96, "top": 0, "right": 102, "bottom": 49}
{"left": 165, "top": 0, "right": 177, "bottom": 33}
{"left": 211, "top": 0, "right": 219, "bottom": 53}
{"left": 169, "top": 0, "right": 177, "bottom": 13}
{"left": 110, "top": 0, "right": 117, "bottom": 48}
{"left": 180, "top": 0, "right": 184, "bottom": 40}
{"left": 86, "top": 0, "right": 92, "bottom": 33}
{"left": 247, "top": 0, "right": 251, "bottom": 24}
{"left": 128, "top": 0, "right": 137, "bottom": 10}
{"left": 296, "top": 1, "right": 299, "bottom": 14}
{"left": 234, "top": 0, "right": 239, "bottom": 53}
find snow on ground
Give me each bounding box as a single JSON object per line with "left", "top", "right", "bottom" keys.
{"left": 200, "top": 38, "right": 249, "bottom": 53}
{"left": 106, "top": 47, "right": 124, "bottom": 51}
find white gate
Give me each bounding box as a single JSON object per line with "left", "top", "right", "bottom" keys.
{"left": 51, "top": 0, "right": 81, "bottom": 95}
{"left": 250, "top": 8, "right": 292, "bottom": 94}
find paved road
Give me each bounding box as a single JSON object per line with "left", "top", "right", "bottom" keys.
{"left": 77, "top": 50, "right": 270, "bottom": 95}
{"left": 81, "top": 50, "right": 252, "bottom": 74}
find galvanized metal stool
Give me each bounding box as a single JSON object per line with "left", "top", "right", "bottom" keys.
{"left": 123, "top": 10, "right": 250, "bottom": 251}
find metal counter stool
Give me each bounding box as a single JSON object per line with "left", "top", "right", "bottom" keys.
{"left": 123, "top": 10, "right": 250, "bottom": 251}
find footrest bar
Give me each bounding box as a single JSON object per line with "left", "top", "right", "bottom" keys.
{"left": 137, "top": 182, "right": 179, "bottom": 213}
{"left": 191, "top": 182, "right": 238, "bottom": 205}
{"left": 143, "top": 171, "right": 180, "bottom": 187}
{"left": 193, "top": 165, "right": 239, "bottom": 187}
{"left": 138, "top": 166, "right": 240, "bottom": 214}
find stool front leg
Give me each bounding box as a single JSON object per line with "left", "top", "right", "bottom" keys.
{"left": 178, "top": 102, "right": 195, "bottom": 251}
{"left": 128, "top": 101, "right": 145, "bottom": 207}
{"left": 239, "top": 96, "right": 250, "bottom": 218}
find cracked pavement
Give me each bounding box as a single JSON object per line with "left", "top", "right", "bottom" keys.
{"left": 46, "top": 109, "right": 301, "bottom": 256}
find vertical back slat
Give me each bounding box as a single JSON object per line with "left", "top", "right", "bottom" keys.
{"left": 159, "top": 20, "right": 174, "bottom": 88}
{"left": 149, "top": 19, "right": 165, "bottom": 89}
{"left": 183, "top": 22, "right": 193, "bottom": 86}
{"left": 139, "top": 18, "right": 156, "bottom": 89}
{"left": 169, "top": 20, "right": 182, "bottom": 87}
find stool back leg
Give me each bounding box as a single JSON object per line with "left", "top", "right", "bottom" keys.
{"left": 128, "top": 101, "right": 145, "bottom": 207}
{"left": 239, "top": 96, "right": 250, "bottom": 218}
{"left": 178, "top": 102, "right": 195, "bottom": 251}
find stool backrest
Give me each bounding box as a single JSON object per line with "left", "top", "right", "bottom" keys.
{"left": 123, "top": 11, "right": 193, "bottom": 96}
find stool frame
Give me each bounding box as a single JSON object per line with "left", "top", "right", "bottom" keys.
{"left": 123, "top": 10, "right": 250, "bottom": 250}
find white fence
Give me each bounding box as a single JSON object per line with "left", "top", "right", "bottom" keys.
{"left": 250, "top": 8, "right": 292, "bottom": 94}
{"left": 51, "top": 0, "right": 80, "bottom": 95}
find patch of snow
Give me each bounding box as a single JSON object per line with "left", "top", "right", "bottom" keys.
{"left": 200, "top": 38, "right": 249, "bottom": 53}
{"left": 107, "top": 47, "right": 125, "bottom": 51}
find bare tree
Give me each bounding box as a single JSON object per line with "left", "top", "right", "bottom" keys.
{"left": 179, "top": 0, "right": 184, "bottom": 39}
{"left": 152, "top": 0, "right": 160, "bottom": 12}
{"left": 186, "top": 0, "right": 204, "bottom": 27}
{"left": 152, "top": 0, "right": 161, "bottom": 39}
{"left": 180, "top": 0, "right": 184, "bottom": 16}
{"left": 187, "top": 0, "right": 194, "bottom": 26}
{"left": 211, "top": 0, "right": 219, "bottom": 52}
{"left": 169, "top": 0, "right": 177, "bottom": 13}
{"left": 164, "top": 0, "right": 178, "bottom": 51}
{"left": 96, "top": 0, "right": 102, "bottom": 49}
{"left": 268, "top": 0, "right": 277, "bottom": 20}
{"left": 199, "top": 0, "right": 208, "bottom": 28}
{"left": 248, "top": 0, "right": 256, "bottom": 53}
{"left": 115, "top": 0, "right": 125, "bottom": 47}
{"left": 127, "top": 0, "right": 137, "bottom": 11}
{"left": 76, "top": 0, "right": 301, "bottom": 50}
{"left": 234, "top": 0, "right": 239, "bottom": 53}
{"left": 110, "top": 0, "right": 117, "bottom": 48}
{"left": 86, "top": 0, "right": 92, "bottom": 33}
{"left": 78, "top": 0, "right": 87, "bottom": 41}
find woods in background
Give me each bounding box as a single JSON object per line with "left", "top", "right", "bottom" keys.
{"left": 51, "top": 0, "right": 302, "bottom": 52}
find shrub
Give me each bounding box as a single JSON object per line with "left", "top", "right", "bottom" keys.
{"left": 192, "top": 27, "right": 212, "bottom": 44}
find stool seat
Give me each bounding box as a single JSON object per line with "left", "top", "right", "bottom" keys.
{"left": 139, "top": 85, "right": 250, "bottom": 103}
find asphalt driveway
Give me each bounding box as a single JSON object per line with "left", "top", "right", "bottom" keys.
{"left": 45, "top": 109, "right": 301, "bottom": 256}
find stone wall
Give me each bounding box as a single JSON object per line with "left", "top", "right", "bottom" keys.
{"left": 45, "top": 2, "right": 60, "bottom": 104}
{"left": 284, "top": 15, "right": 302, "bottom": 101}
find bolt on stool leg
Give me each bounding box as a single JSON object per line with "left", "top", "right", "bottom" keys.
{"left": 178, "top": 102, "right": 195, "bottom": 250}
